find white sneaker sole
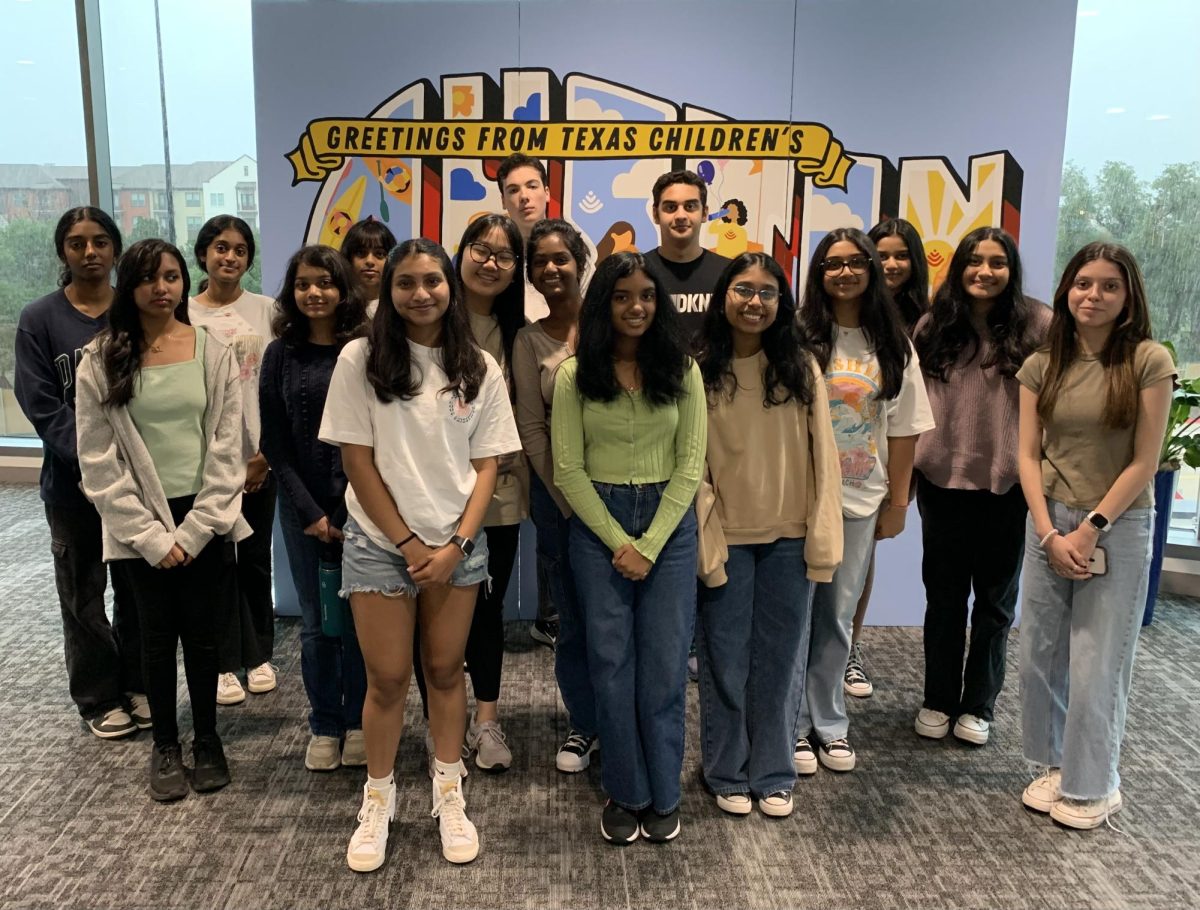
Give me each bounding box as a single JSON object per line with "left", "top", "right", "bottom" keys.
{"left": 216, "top": 690, "right": 246, "bottom": 706}
{"left": 715, "top": 794, "right": 752, "bottom": 816}
{"left": 758, "top": 798, "right": 794, "bottom": 818}
{"left": 843, "top": 681, "right": 874, "bottom": 698}
{"left": 952, "top": 721, "right": 989, "bottom": 745}
{"left": 442, "top": 840, "right": 480, "bottom": 863}
{"left": 793, "top": 753, "right": 818, "bottom": 776}
{"left": 914, "top": 717, "right": 949, "bottom": 740}
{"left": 1049, "top": 793, "right": 1123, "bottom": 830}
{"left": 347, "top": 848, "right": 386, "bottom": 873}
{"left": 87, "top": 722, "right": 136, "bottom": 740}
{"left": 817, "top": 749, "right": 856, "bottom": 772}
{"left": 556, "top": 745, "right": 596, "bottom": 773}
{"left": 246, "top": 678, "right": 276, "bottom": 694}
{"left": 1022, "top": 788, "right": 1059, "bottom": 814}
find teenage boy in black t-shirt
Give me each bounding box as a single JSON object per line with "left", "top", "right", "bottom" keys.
{"left": 642, "top": 170, "right": 731, "bottom": 341}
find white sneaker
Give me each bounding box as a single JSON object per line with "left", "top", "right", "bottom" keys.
{"left": 431, "top": 775, "right": 479, "bottom": 863}
{"left": 715, "top": 792, "right": 752, "bottom": 816}
{"left": 216, "top": 672, "right": 246, "bottom": 706}
{"left": 305, "top": 735, "right": 341, "bottom": 771}
{"left": 1022, "top": 768, "right": 1062, "bottom": 813}
{"left": 953, "top": 713, "right": 990, "bottom": 745}
{"left": 347, "top": 783, "right": 395, "bottom": 872}
{"left": 758, "top": 791, "right": 794, "bottom": 818}
{"left": 341, "top": 730, "right": 368, "bottom": 767}
{"left": 793, "top": 737, "right": 818, "bottom": 776}
{"left": 1050, "top": 790, "right": 1123, "bottom": 830}
{"left": 246, "top": 662, "right": 277, "bottom": 694}
{"left": 914, "top": 708, "right": 951, "bottom": 739}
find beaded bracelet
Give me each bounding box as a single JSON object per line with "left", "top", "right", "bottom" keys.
{"left": 1038, "top": 528, "right": 1059, "bottom": 549}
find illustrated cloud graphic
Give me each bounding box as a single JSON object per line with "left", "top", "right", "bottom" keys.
{"left": 449, "top": 167, "right": 488, "bottom": 202}
{"left": 807, "top": 194, "right": 864, "bottom": 231}
{"left": 573, "top": 98, "right": 623, "bottom": 121}
{"left": 612, "top": 158, "right": 668, "bottom": 199}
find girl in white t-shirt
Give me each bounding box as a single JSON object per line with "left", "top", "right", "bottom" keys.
{"left": 796, "top": 227, "right": 934, "bottom": 774}
{"left": 319, "top": 238, "right": 520, "bottom": 873}
{"left": 188, "top": 215, "right": 278, "bottom": 706}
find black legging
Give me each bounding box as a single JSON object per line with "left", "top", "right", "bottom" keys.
{"left": 414, "top": 524, "right": 521, "bottom": 711}
{"left": 217, "top": 473, "right": 276, "bottom": 672}
{"left": 115, "top": 495, "right": 230, "bottom": 747}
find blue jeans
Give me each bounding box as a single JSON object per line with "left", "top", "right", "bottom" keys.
{"left": 530, "top": 473, "right": 596, "bottom": 736}
{"left": 571, "top": 482, "right": 697, "bottom": 813}
{"left": 797, "top": 510, "right": 877, "bottom": 743}
{"left": 697, "top": 538, "right": 812, "bottom": 797}
{"left": 1020, "top": 500, "right": 1152, "bottom": 800}
{"left": 277, "top": 495, "right": 367, "bottom": 738}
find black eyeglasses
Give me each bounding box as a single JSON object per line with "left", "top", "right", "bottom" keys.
{"left": 729, "top": 284, "right": 780, "bottom": 304}
{"left": 467, "top": 242, "right": 516, "bottom": 270}
{"left": 820, "top": 256, "right": 871, "bottom": 274}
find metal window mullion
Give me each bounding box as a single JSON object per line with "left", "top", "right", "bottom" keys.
{"left": 76, "top": 0, "right": 113, "bottom": 214}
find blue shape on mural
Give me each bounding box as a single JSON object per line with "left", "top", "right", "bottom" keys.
{"left": 449, "top": 167, "right": 487, "bottom": 201}
{"left": 514, "top": 93, "right": 542, "bottom": 121}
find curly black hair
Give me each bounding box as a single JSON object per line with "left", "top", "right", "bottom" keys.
{"left": 575, "top": 251, "right": 688, "bottom": 407}
{"left": 696, "top": 252, "right": 814, "bottom": 408}
{"left": 365, "top": 238, "right": 485, "bottom": 403}
{"left": 798, "top": 227, "right": 910, "bottom": 400}
{"left": 914, "top": 227, "right": 1039, "bottom": 382}
{"left": 720, "top": 199, "right": 748, "bottom": 226}
{"left": 272, "top": 244, "right": 366, "bottom": 348}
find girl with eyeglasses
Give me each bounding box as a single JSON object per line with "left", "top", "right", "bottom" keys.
{"left": 796, "top": 228, "right": 934, "bottom": 775}
{"left": 694, "top": 253, "right": 842, "bottom": 818}
{"left": 552, "top": 251, "right": 705, "bottom": 845}
{"left": 320, "top": 239, "right": 520, "bottom": 871}
{"left": 1016, "top": 243, "right": 1172, "bottom": 829}
{"left": 411, "top": 215, "right": 529, "bottom": 774}
{"left": 911, "top": 227, "right": 1049, "bottom": 747}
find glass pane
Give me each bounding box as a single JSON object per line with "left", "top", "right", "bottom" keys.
{"left": 0, "top": 0, "right": 90, "bottom": 438}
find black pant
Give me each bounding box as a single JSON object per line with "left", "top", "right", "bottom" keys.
{"left": 917, "top": 473, "right": 1027, "bottom": 721}
{"left": 217, "top": 473, "right": 276, "bottom": 672}
{"left": 115, "top": 496, "right": 228, "bottom": 747}
{"left": 414, "top": 524, "right": 521, "bottom": 711}
{"left": 45, "top": 500, "right": 142, "bottom": 718}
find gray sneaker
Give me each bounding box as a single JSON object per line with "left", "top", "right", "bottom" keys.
{"left": 466, "top": 716, "right": 512, "bottom": 772}
{"left": 86, "top": 706, "right": 136, "bottom": 739}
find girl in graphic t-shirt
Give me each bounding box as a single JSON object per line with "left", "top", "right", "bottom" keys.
{"left": 319, "top": 238, "right": 520, "bottom": 873}
{"left": 796, "top": 227, "right": 934, "bottom": 775}
{"left": 188, "top": 215, "right": 278, "bottom": 705}
{"left": 1016, "top": 242, "right": 1172, "bottom": 830}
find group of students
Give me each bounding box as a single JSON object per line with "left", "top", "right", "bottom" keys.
{"left": 14, "top": 155, "right": 1171, "bottom": 875}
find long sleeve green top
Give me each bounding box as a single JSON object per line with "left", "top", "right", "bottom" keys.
{"left": 551, "top": 357, "right": 707, "bottom": 562}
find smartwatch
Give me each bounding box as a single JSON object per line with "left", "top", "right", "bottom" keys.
{"left": 1085, "top": 511, "right": 1111, "bottom": 534}
{"left": 450, "top": 534, "right": 475, "bottom": 557}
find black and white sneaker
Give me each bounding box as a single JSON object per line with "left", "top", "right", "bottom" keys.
{"left": 530, "top": 619, "right": 558, "bottom": 650}
{"left": 843, "top": 642, "right": 874, "bottom": 698}
{"left": 600, "top": 800, "right": 639, "bottom": 845}
{"left": 555, "top": 730, "right": 598, "bottom": 772}
{"left": 86, "top": 706, "right": 136, "bottom": 740}
{"left": 639, "top": 807, "right": 681, "bottom": 843}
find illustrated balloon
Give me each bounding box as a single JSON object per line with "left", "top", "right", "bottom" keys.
{"left": 696, "top": 160, "right": 715, "bottom": 184}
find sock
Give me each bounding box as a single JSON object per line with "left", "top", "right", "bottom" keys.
{"left": 367, "top": 772, "right": 394, "bottom": 797}
{"left": 433, "top": 757, "right": 462, "bottom": 793}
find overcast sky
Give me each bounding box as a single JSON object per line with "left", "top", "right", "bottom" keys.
{"left": 1, "top": 0, "right": 1196, "bottom": 179}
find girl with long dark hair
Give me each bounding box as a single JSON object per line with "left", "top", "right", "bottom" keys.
{"left": 341, "top": 219, "right": 396, "bottom": 316}
{"left": 189, "top": 214, "right": 278, "bottom": 706}
{"left": 511, "top": 219, "right": 599, "bottom": 772}
{"left": 911, "top": 227, "right": 1049, "bottom": 746}
{"left": 319, "top": 238, "right": 519, "bottom": 871}
{"left": 260, "top": 245, "right": 368, "bottom": 773}
{"left": 795, "top": 228, "right": 933, "bottom": 775}
{"left": 694, "top": 252, "right": 842, "bottom": 818}
{"left": 1017, "top": 243, "right": 1172, "bottom": 829}
{"left": 552, "top": 251, "right": 705, "bottom": 845}
{"left": 76, "top": 239, "right": 249, "bottom": 801}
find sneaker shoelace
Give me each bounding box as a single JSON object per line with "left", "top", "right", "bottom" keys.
{"left": 825, "top": 738, "right": 851, "bottom": 755}
{"left": 354, "top": 792, "right": 390, "bottom": 850}
{"left": 219, "top": 672, "right": 240, "bottom": 690}
{"left": 562, "top": 731, "right": 591, "bottom": 754}
{"left": 479, "top": 723, "right": 507, "bottom": 748}
{"left": 795, "top": 737, "right": 813, "bottom": 754}
{"left": 431, "top": 786, "right": 471, "bottom": 841}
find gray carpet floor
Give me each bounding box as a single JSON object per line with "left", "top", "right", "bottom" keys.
{"left": 1, "top": 482, "right": 1198, "bottom": 910}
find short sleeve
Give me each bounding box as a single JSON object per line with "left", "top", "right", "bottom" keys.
{"left": 1016, "top": 350, "right": 1047, "bottom": 393}
{"left": 1137, "top": 342, "right": 1177, "bottom": 390}
{"left": 318, "top": 339, "right": 375, "bottom": 447}
{"left": 884, "top": 342, "right": 936, "bottom": 436}
{"left": 468, "top": 354, "right": 522, "bottom": 459}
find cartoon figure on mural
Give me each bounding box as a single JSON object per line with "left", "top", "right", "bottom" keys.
{"left": 708, "top": 197, "right": 749, "bottom": 259}
{"left": 595, "top": 220, "right": 638, "bottom": 263}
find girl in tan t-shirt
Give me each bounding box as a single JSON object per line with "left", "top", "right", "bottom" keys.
{"left": 1016, "top": 242, "right": 1174, "bottom": 831}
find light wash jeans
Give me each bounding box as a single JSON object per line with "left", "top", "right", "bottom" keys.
{"left": 697, "top": 538, "right": 812, "bottom": 798}
{"left": 797, "top": 510, "right": 878, "bottom": 743}
{"left": 1020, "top": 499, "right": 1153, "bottom": 800}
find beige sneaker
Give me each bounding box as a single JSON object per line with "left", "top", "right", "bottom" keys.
{"left": 246, "top": 662, "right": 277, "bottom": 694}
{"left": 216, "top": 672, "right": 246, "bottom": 706}
{"left": 305, "top": 735, "right": 341, "bottom": 771}
{"left": 341, "top": 729, "right": 367, "bottom": 767}
{"left": 431, "top": 773, "right": 479, "bottom": 863}
{"left": 1022, "top": 768, "right": 1062, "bottom": 813}
{"left": 347, "top": 783, "right": 395, "bottom": 872}
{"left": 1050, "top": 790, "right": 1123, "bottom": 830}
{"left": 466, "top": 716, "right": 512, "bottom": 772}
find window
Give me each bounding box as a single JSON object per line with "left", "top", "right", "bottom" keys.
{"left": 238, "top": 191, "right": 256, "bottom": 210}
{"left": 130, "top": 191, "right": 146, "bottom": 207}
{"left": 185, "top": 191, "right": 201, "bottom": 206}
{"left": 187, "top": 215, "right": 202, "bottom": 232}
{"left": 243, "top": 165, "right": 249, "bottom": 176}
{"left": 210, "top": 192, "right": 225, "bottom": 206}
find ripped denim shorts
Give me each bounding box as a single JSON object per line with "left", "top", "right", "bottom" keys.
{"left": 339, "top": 518, "right": 490, "bottom": 599}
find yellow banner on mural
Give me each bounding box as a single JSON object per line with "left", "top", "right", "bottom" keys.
{"left": 287, "top": 119, "right": 852, "bottom": 189}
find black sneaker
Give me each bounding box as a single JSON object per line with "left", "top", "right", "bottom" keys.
{"left": 191, "top": 735, "right": 231, "bottom": 793}
{"left": 639, "top": 807, "right": 681, "bottom": 843}
{"left": 86, "top": 706, "right": 137, "bottom": 740}
{"left": 149, "top": 742, "right": 189, "bottom": 802}
{"left": 555, "top": 730, "right": 598, "bottom": 772}
{"left": 530, "top": 619, "right": 558, "bottom": 649}
{"left": 600, "top": 800, "right": 639, "bottom": 845}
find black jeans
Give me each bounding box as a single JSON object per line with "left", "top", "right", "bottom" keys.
{"left": 414, "top": 524, "right": 521, "bottom": 711}
{"left": 917, "top": 473, "right": 1027, "bottom": 721}
{"left": 115, "top": 496, "right": 228, "bottom": 747}
{"left": 217, "top": 473, "right": 276, "bottom": 672}
{"left": 45, "top": 500, "right": 142, "bottom": 718}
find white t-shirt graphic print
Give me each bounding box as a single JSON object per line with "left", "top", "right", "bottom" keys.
{"left": 318, "top": 337, "right": 521, "bottom": 550}
{"left": 824, "top": 326, "right": 934, "bottom": 519}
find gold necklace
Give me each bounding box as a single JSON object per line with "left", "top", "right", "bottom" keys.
{"left": 146, "top": 332, "right": 179, "bottom": 354}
